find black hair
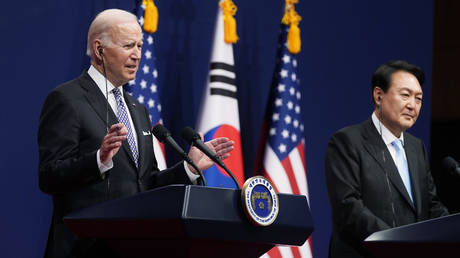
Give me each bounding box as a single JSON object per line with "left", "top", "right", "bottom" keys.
{"left": 371, "top": 60, "right": 425, "bottom": 105}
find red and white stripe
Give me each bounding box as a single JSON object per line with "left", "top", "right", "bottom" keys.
{"left": 152, "top": 137, "right": 167, "bottom": 170}
{"left": 261, "top": 140, "right": 312, "bottom": 258}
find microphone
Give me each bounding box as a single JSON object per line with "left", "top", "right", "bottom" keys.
{"left": 442, "top": 156, "right": 460, "bottom": 178}
{"left": 181, "top": 126, "right": 241, "bottom": 189}
{"left": 151, "top": 124, "right": 206, "bottom": 186}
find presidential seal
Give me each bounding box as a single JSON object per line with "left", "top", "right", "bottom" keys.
{"left": 241, "top": 176, "right": 279, "bottom": 226}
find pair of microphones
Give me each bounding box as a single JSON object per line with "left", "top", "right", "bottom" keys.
{"left": 151, "top": 124, "right": 240, "bottom": 189}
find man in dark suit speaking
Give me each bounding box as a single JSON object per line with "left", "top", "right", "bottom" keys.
{"left": 325, "top": 60, "right": 449, "bottom": 258}
{"left": 38, "top": 9, "right": 234, "bottom": 258}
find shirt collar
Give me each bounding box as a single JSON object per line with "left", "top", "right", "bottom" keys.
{"left": 87, "top": 65, "right": 122, "bottom": 98}
{"left": 371, "top": 112, "right": 404, "bottom": 146}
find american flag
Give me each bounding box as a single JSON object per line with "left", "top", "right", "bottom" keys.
{"left": 124, "top": 2, "right": 167, "bottom": 170}
{"left": 255, "top": 24, "right": 313, "bottom": 258}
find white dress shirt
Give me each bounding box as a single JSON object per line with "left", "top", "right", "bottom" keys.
{"left": 371, "top": 112, "right": 407, "bottom": 166}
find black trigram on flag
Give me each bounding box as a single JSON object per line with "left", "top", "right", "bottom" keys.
{"left": 209, "top": 62, "right": 237, "bottom": 99}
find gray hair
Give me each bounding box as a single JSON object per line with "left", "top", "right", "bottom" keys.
{"left": 86, "top": 9, "right": 138, "bottom": 56}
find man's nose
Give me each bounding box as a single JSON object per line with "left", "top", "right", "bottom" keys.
{"left": 406, "top": 96, "right": 416, "bottom": 109}
{"left": 132, "top": 48, "right": 141, "bottom": 59}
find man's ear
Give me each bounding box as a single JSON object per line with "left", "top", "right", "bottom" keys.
{"left": 373, "top": 86, "right": 384, "bottom": 106}
{"left": 93, "top": 40, "right": 103, "bottom": 60}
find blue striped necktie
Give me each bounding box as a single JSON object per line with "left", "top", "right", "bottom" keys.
{"left": 112, "top": 88, "right": 139, "bottom": 167}
{"left": 392, "top": 139, "right": 413, "bottom": 203}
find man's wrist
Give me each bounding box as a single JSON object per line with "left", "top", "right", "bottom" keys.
{"left": 183, "top": 161, "right": 200, "bottom": 184}
{"left": 97, "top": 149, "right": 113, "bottom": 174}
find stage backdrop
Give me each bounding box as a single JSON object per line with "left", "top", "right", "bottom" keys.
{"left": 0, "top": 0, "right": 433, "bottom": 257}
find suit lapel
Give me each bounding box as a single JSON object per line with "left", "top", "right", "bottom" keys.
{"left": 361, "top": 119, "right": 415, "bottom": 211}
{"left": 404, "top": 139, "right": 422, "bottom": 216}
{"left": 79, "top": 73, "right": 118, "bottom": 129}
{"left": 79, "top": 73, "right": 138, "bottom": 170}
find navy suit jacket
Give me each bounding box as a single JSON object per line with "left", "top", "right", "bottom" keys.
{"left": 325, "top": 118, "right": 448, "bottom": 258}
{"left": 38, "top": 72, "right": 191, "bottom": 258}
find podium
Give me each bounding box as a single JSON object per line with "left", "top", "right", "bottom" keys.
{"left": 364, "top": 213, "right": 460, "bottom": 258}
{"left": 64, "top": 184, "right": 313, "bottom": 258}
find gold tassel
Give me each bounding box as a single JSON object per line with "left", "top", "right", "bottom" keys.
{"left": 143, "top": 0, "right": 158, "bottom": 33}
{"left": 220, "top": 0, "right": 239, "bottom": 44}
{"left": 283, "top": 0, "right": 302, "bottom": 54}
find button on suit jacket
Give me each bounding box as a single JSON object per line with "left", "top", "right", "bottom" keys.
{"left": 38, "top": 72, "right": 192, "bottom": 258}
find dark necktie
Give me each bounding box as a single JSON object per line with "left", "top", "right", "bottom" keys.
{"left": 112, "top": 88, "right": 139, "bottom": 167}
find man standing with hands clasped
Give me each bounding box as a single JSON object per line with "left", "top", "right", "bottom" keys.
{"left": 325, "top": 60, "right": 449, "bottom": 257}
{"left": 38, "top": 9, "right": 234, "bottom": 258}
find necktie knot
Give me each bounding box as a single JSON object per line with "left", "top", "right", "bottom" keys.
{"left": 112, "top": 88, "right": 123, "bottom": 102}
{"left": 392, "top": 139, "right": 403, "bottom": 151}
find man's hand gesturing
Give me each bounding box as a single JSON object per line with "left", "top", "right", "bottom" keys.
{"left": 99, "top": 123, "right": 128, "bottom": 164}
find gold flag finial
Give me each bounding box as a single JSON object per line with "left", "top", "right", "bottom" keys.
{"left": 143, "top": 0, "right": 158, "bottom": 33}
{"left": 220, "top": 0, "right": 239, "bottom": 44}
{"left": 282, "top": 0, "right": 302, "bottom": 54}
